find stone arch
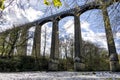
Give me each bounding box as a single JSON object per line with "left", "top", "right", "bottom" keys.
{"left": 58, "top": 16, "right": 74, "bottom": 59}
{"left": 32, "top": 20, "right": 52, "bottom": 57}
{"left": 41, "top": 22, "right": 52, "bottom": 58}
{"left": 75, "top": 2, "right": 119, "bottom": 71}
{"left": 58, "top": 13, "right": 74, "bottom": 20}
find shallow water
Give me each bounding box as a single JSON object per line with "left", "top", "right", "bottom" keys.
{"left": 0, "top": 71, "right": 120, "bottom": 80}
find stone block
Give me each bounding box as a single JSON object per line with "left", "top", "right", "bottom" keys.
{"left": 74, "top": 62, "right": 85, "bottom": 71}
{"left": 48, "top": 59, "right": 59, "bottom": 71}
{"left": 110, "top": 61, "right": 119, "bottom": 72}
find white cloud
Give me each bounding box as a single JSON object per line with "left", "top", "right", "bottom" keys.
{"left": 63, "top": 20, "right": 108, "bottom": 49}
{"left": 64, "top": 20, "right": 74, "bottom": 34}
{"left": 29, "top": 26, "right": 35, "bottom": 32}
{"left": 81, "top": 21, "right": 90, "bottom": 31}
{"left": 81, "top": 22, "right": 108, "bottom": 49}
{"left": 2, "top": 0, "right": 44, "bottom": 27}
{"left": 22, "top": 7, "right": 44, "bottom": 22}
{"left": 116, "top": 32, "right": 120, "bottom": 38}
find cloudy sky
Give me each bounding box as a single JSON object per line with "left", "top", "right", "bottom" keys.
{"left": 0, "top": 0, "right": 120, "bottom": 54}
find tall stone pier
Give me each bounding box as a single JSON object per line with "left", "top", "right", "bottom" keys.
{"left": 32, "top": 25, "right": 41, "bottom": 57}
{"left": 48, "top": 19, "right": 59, "bottom": 71}
{"left": 102, "top": 4, "right": 119, "bottom": 71}
{"left": 74, "top": 13, "right": 85, "bottom": 71}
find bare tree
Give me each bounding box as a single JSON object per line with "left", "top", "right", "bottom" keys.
{"left": 43, "top": 26, "right": 47, "bottom": 58}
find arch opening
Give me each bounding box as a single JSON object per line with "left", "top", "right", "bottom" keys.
{"left": 59, "top": 16, "right": 75, "bottom": 70}
{"left": 80, "top": 9, "right": 110, "bottom": 71}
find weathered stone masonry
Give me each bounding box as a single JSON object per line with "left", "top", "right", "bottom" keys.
{"left": 0, "top": 0, "right": 119, "bottom": 71}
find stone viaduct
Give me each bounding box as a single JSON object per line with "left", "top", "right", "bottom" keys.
{"left": 0, "top": 0, "right": 119, "bottom": 71}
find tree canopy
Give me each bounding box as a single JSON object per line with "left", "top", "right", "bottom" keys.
{"left": 44, "top": 0, "right": 62, "bottom": 7}
{"left": 0, "top": 0, "right": 62, "bottom": 10}
{"left": 0, "top": 0, "right": 5, "bottom": 10}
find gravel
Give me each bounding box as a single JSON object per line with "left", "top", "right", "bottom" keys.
{"left": 0, "top": 71, "right": 120, "bottom": 80}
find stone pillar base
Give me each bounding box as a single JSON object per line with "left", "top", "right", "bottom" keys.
{"left": 48, "top": 59, "right": 59, "bottom": 71}
{"left": 110, "top": 61, "right": 119, "bottom": 72}
{"left": 74, "top": 62, "right": 85, "bottom": 71}
{"left": 74, "top": 57, "right": 85, "bottom": 71}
